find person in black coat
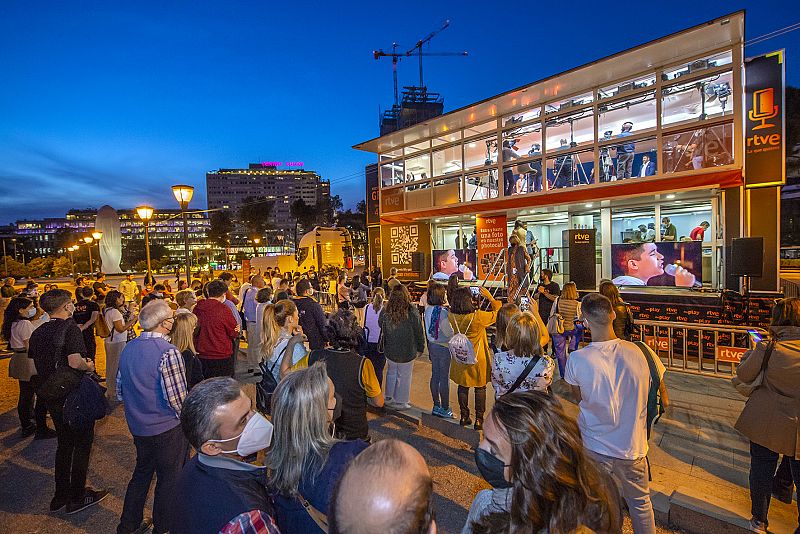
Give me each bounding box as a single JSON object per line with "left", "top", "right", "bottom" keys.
{"left": 293, "top": 279, "right": 328, "bottom": 350}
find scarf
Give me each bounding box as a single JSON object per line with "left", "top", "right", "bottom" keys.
{"left": 428, "top": 305, "right": 442, "bottom": 340}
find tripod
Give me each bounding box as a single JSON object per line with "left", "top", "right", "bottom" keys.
{"left": 669, "top": 126, "right": 733, "bottom": 173}
{"left": 549, "top": 118, "right": 591, "bottom": 189}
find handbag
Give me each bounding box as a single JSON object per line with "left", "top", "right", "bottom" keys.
{"left": 63, "top": 373, "right": 108, "bottom": 430}
{"left": 504, "top": 355, "right": 541, "bottom": 396}
{"left": 546, "top": 297, "right": 565, "bottom": 335}
{"left": 732, "top": 340, "right": 776, "bottom": 397}
{"left": 8, "top": 350, "right": 37, "bottom": 381}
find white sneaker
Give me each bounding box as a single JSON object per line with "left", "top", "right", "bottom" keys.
{"left": 393, "top": 403, "right": 411, "bottom": 410}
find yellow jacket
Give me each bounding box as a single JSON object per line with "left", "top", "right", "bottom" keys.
{"left": 448, "top": 303, "right": 501, "bottom": 387}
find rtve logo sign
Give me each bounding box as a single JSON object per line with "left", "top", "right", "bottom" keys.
{"left": 573, "top": 232, "right": 591, "bottom": 243}
{"left": 747, "top": 87, "right": 781, "bottom": 149}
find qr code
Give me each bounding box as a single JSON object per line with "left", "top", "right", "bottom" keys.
{"left": 390, "top": 225, "right": 419, "bottom": 265}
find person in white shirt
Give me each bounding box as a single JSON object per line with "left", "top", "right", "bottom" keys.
{"left": 119, "top": 274, "right": 139, "bottom": 306}
{"left": 104, "top": 290, "right": 138, "bottom": 401}
{"left": 564, "top": 293, "right": 656, "bottom": 534}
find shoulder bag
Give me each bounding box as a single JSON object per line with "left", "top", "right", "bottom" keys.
{"left": 504, "top": 355, "right": 541, "bottom": 396}
{"left": 546, "top": 297, "right": 565, "bottom": 335}
{"left": 8, "top": 349, "right": 37, "bottom": 381}
{"left": 732, "top": 340, "right": 776, "bottom": 397}
{"left": 299, "top": 491, "right": 329, "bottom": 533}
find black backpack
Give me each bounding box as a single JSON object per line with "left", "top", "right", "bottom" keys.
{"left": 255, "top": 346, "right": 285, "bottom": 415}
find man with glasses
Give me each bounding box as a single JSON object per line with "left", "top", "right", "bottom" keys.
{"left": 116, "top": 300, "right": 189, "bottom": 534}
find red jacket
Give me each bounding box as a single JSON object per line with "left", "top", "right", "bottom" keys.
{"left": 193, "top": 298, "right": 238, "bottom": 359}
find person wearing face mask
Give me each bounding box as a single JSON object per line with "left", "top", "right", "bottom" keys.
{"left": 174, "top": 377, "right": 279, "bottom": 534}
{"left": 104, "top": 290, "right": 137, "bottom": 401}
{"left": 116, "top": 300, "right": 189, "bottom": 534}
{"left": 268, "top": 363, "right": 368, "bottom": 533}
{"left": 465, "top": 391, "right": 621, "bottom": 534}
{"left": 2, "top": 296, "right": 55, "bottom": 439}
{"left": 28, "top": 289, "right": 107, "bottom": 514}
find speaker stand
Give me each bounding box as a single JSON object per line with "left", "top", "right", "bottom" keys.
{"left": 741, "top": 275, "right": 752, "bottom": 324}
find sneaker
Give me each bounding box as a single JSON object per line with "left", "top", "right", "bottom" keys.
{"left": 65, "top": 488, "right": 109, "bottom": 514}
{"left": 440, "top": 408, "right": 455, "bottom": 419}
{"left": 749, "top": 518, "right": 767, "bottom": 533}
{"left": 393, "top": 403, "right": 411, "bottom": 410}
{"left": 34, "top": 427, "right": 58, "bottom": 440}
{"left": 131, "top": 518, "right": 153, "bottom": 534}
{"left": 474, "top": 419, "right": 484, "bottom": 431}
{"left": 460, "top": 416, "right": 472, "bottom": 427}
{"left": 431, "top": 405, "right": 442, "bottom": 416}
{"left": 49, "top": 495, "right": 69, "bottom": 512}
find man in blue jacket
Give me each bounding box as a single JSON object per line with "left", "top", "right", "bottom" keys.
{"left": 615, "top": 121, "right": 636, "bottom": 179}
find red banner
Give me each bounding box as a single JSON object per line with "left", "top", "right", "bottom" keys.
{"left": 476, "top": 215, "right": 507, "bottom": 280}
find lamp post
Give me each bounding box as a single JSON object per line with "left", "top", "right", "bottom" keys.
{"left": 253, "top": 237, "right": 261, "bottom": 256}
{"left": 136, "top": 205, "right": 155, "bottom": 282}
{"left": 83, "top": 236, "right": 94, "bottom": 273}
{"left": 68, "top": 246, "right": 77, "bottom": 277}
{"left": 92, "top": 231, "right": 103, "bottom": 272}
{"left": 171, "top": 185, "right": 194, "bottom": 286}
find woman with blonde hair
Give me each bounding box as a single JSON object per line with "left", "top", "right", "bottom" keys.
{"left": 364, "top": 287, "right": 386, "bottom": 386}
{"left": 550, "top": 281, "right": 583, "bottom": 378}
{"left": 493, "top": 303, "right": 520, "bottom": 353}
{"left": 268, "top": 363, "right": 368, "bottom": 533}
{"left": 492, "top": 312, "right": 553, "bottom": 396}
{"left": 598, "top": 281, "right": 634, "bottom": 341}
{"left": 169, "top": 312, "right": 204, "bottom": 389}
{"left": 260, "top": 299, "right": 307, "bottom": 381}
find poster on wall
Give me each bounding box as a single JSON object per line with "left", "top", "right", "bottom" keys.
{"left": 431, "top": 249, "right": 477, "bottom": 281}
{"left": 611, "top": 241, "right": 702, "bottom": 287}
{"left": 476, "top": 215, "right": 507, "bottom": 280}
{"left": 380, "top": 223, "right": 431, "bottom": 278}
{"left": 744, "top": 50, "right": 785, "bottom": 188}
{"left": 365, "top": 163, "right": 380, "bottom": 225}
{"left": 367, "top": 226, "right": 381, "bottom": 271}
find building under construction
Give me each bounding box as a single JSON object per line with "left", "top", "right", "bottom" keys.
{"left": 380, "top": 86, "right": 444, "bottom": 136}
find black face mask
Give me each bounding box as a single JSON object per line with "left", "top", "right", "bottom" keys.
{"left": 474, "top": 448, "right": 511, "bottom": 488}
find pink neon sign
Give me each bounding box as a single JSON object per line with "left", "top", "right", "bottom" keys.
{"left": 260, "top": 161, "right": 305, "bottom": 167}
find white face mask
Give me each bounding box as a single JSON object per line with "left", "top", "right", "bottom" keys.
{"left": 207, "top": 412, "right": 274, "bottom": 457}
{"left": 25, "top": 307, "right": 36, "bottom": 318}
{"left": 65, "top": 303, "right": 75, "bottom": 317}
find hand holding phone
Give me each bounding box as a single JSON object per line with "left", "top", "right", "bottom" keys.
{"left": 470, "top": 286, "right": 480, "bottom": 296}
{"left": 747, "top": 329, "right": 763, "bottom": 343}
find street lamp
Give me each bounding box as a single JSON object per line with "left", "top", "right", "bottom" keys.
{"left": 83, "top": 236, "right": 94, "bottom": 272}
{"left": 67, "top": 246, "right": 78, "bottom": 277}
{"left": 136, "top": 205, "right": 155, "bottom": 282}
{"left": 91, "top": 231, "right": 103, "bottom": 272}
{"left": 253, "top": 237, "right": 261, "bottom": 256}
{"left": 171, "top": 184, "right": 194, "bottom": 286}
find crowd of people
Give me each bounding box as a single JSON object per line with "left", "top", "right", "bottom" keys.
{"left": 2, "top": 266, "right": 798, "bottom": 534}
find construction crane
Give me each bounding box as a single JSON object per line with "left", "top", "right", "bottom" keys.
{"left": 373, "top": 20, "right": 467, "bottom": 107}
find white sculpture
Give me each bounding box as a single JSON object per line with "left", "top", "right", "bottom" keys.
{"left": 95, "top": 205, "right": 122, "bottom": 274}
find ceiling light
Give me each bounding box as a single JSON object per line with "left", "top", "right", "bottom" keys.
{"left": 585, "top": 203, "right": 593, "bottom": 208}
{"left": 666, "top": 194, "right": 676, "bottom": 199}
{"left": 468, "top": 143, "right": 476, "bottom": 148}
{"left": 675, "top": 200, "right": 683, "bottom": 204}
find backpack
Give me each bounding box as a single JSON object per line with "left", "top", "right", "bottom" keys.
{"left": 622, "top": 302, "right": 635, "bottom": 340}
{"left": 546, "top": 297, "right": 565, "bottom": 335}
{"left": 633, "top": 341, "right": 665, "bottom": 439}
{"left": 95, "top": 307, "right": 112, "bottom": 339}
{"left": 255, "top": 345, "right": 286, "bottom": 415}
{"left": 449, "top": 313, "right": 477, "bottom": 365}
{"left": 63, "top": 374, "right": 108, "bottom": 430}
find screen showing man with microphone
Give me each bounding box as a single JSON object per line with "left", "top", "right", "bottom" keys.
{"left": 432, "top": 249, "right": 476, "bottom": 281}
{"left": 611, "top": 242, "right": 701, "bottom": 287}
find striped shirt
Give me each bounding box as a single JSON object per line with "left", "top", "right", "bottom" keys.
{"left": 219, "top": 510, "right": 280, "bottom": 534}
{"left": 556, "top": 298, "right": 581, "bottom": 322}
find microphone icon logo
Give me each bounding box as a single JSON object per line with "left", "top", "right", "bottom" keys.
{"left": 749, "top": 88, "right": 779, "bottom": 131}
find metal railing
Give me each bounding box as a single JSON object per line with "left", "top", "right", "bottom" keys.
{"left": 633, "top": 320, "right": 768, "bottom": 378}
{"left": 781, "top": 278, "right": 800, "bottom": 299}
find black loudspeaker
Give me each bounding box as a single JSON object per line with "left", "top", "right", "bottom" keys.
{"left": 411, "top": 252, "right": 429, "bottom": 279}
{"left": 730, "top": 237, "right": 764, "bottom": 277}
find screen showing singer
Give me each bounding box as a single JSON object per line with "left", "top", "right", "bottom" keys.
{"left": 611, "top": 242, "right": 701, "bottom": 287}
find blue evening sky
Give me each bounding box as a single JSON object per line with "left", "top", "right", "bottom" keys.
{"left": 0, "top": 1, "right": 797, "bottom": 224}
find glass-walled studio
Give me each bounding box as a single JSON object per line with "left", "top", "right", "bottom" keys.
{"left": 427, "top": 191, "right": 722, "bottom": 288}
{"left": 377, "top": 49, "right": 738, "bottom": 214}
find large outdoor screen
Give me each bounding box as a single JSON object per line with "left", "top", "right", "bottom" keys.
{"left": 611, "top": 241, "right": 702, "bottom": 287}
{"left": 431, "top": 249, "right": 477, "bottom": 281}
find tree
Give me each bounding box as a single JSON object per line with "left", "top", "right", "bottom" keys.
{"left": 121, "top": 239, "right": 168, "bottom": 270}
{"left": 0, "top": 256, "right": 30, "bottom": 278}
{"left": 209, "top": 211, "right": 235, "bottom": 249}
{"left": 27, "top": 257, "right": 54, "bottom": 278}
{"left": 239, "top": 197, "right": 274, "bottom": 238}
{"left": 317, "top": 194, "right": 343, "bottom": 227}
{"left": 53, "top": 256, "right": 73, "bottom": 277}
{"left": 337, "top": 202, "right": 367, "bottom": 258}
